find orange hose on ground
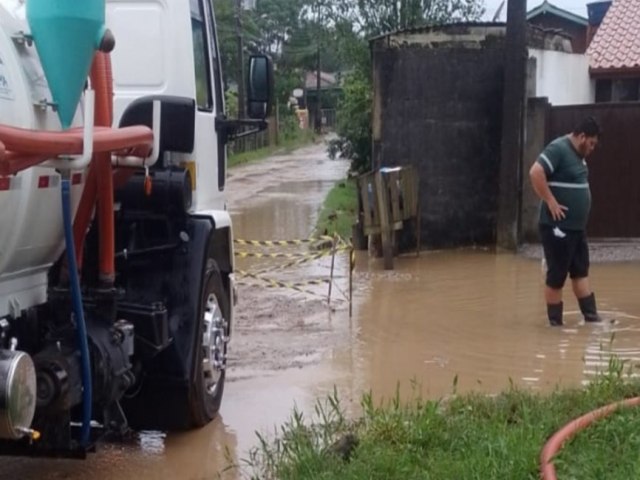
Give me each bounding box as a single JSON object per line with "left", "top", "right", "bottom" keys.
{"left": 540, "top": 397, "right": 640, "bottom": 479}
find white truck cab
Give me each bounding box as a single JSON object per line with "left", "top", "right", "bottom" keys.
{"left": 0, "top": 0, "right": 272, "bottom": 457}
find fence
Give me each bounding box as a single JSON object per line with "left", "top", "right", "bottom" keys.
{"left": 228, "top": 116, "right": 278, "bottom": 156}
{"left": 309, "top": 109, "right": 337, "bottom": 132}
{"left": 547, "top": 102, "right": 640, "bottom": 238}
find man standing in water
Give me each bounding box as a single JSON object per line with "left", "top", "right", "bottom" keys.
{"left": 529, "top": 117, "right": 602, "bottom": 327}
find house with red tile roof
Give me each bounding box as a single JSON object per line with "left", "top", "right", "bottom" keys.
{"left": 588, "top": 0, "right": 640, "bottom": 101}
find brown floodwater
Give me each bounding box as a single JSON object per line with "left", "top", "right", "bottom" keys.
{"left": 335, "top": 251, "right": 640, "bottom": 404}
{"left": 5, "top": 142, "right": 640, "bottom": 479}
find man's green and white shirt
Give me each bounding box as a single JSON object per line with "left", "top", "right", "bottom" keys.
{"left": 536, "top": 135, "right": 591, "bottom": 231}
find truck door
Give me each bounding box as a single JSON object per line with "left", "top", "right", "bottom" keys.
{"left": 190, "top": 0, "right": 226, "bottom": 211}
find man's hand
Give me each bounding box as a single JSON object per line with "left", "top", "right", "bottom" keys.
{"left": 529, "top": 163, "right": 568, "bottom": 222}
{"left": 547, "top": 199, "right": 568, "bottom": 221}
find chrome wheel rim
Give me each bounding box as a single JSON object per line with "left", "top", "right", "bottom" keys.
{"left": 202, "top": 293, "right": 226, "bottom": 395}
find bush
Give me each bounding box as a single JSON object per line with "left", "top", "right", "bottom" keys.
{"left": 329, "top": 69, "right": 372, "bottom": 175}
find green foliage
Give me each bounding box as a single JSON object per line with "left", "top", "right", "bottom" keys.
{"left": 329, "top": 70, "right": 372, "bottom": 174}
{"left": 348, "top": 0, "right": 486, "bottom": 36}
{"left": 314, "top": 180, "right": 358, "bottom": 238}
{"left": 325, "top": 0, "right": 485, "bottom": 174}
{"left": 214, "top": 0, "right": 485, "bottom": 171}
{"left": 224, "top": 89, "right": 238, "bottom": 118}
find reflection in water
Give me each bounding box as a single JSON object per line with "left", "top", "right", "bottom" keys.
{"left": 0, "top": 417, "right": 239, "bottom": 479}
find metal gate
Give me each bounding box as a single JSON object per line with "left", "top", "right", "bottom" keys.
{"left": 548, "top": 103, "right": 640, "bottom": 238}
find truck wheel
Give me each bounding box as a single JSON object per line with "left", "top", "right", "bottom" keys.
{"left": 189, "top": 260, "right": 229, "bottom": 426}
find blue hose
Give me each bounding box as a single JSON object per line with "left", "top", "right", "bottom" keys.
{"left": 61, "top": 178, "right": 92, "bottom": 447}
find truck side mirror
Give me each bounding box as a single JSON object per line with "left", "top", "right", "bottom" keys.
{"left": 247, "top": 55, "right": 273, "bottom": 119}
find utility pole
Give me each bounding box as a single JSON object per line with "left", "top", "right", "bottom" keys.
{"left": 314, "top": 0, "right": 322, "bottom": 134}
{"left": 235, "top": 0, "right": 246, "bottom": 117}
{"left": 496, "top": 0, "right": 527, "bottom": 250}
{"left": 315, "top": 43, "right": 322, "bottom": 133}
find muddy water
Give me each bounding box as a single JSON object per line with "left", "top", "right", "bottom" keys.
{"left": 5, "top": 140, "right": 640, "bottom": 479}
{"left": 330, "top": 251, "right": 640, "bottom": 405}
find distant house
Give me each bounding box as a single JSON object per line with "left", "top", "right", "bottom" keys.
{"left": 527, "top": 1, "right": 589, "bottom": 53}
{"left": 587, "top": 0, "right": 640, "bottom": 102}
{"left": 303, "top": 70, "right": 342, "bottom": 129}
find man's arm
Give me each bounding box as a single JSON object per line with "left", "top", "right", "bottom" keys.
{"left": 529, "top": 162, "right": 567, "bottom": 221}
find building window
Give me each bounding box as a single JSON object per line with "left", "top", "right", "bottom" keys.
{"left": 595, "top": 79, "right": 611, "bottom": 102}
{"left": 613, "top": 79, "right": 640, "bottom": 102}
{"left": 191, "top": 0, "right": 213, "bottom": 111}
{"left": 595, "top": 78, "right": 640, "bottom": 103}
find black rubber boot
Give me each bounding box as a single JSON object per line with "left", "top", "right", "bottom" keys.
{"left": 547, "top": 302, "right": 563, "bottom": 326}
{"left": 578, "top": 293, "right": 602, "bottom": 323}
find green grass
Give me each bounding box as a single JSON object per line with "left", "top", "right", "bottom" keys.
{"left": 314, "top": 179, "right": 358, "bottom": 240}
{"left": 228, "top": 130, "right": 316, "bottom": 169}
{"left": 229, "top": 357, "right": 640, "bottom": 480}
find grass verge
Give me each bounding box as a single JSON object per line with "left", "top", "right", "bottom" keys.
{"left": 314, "top": 179, "right": 358, "bottom": 240}
{"left": 228, "top": 357, "right": 640, "bottom": 479}
{"left": 228, "top": 130, "right": 316, "bottom": 169}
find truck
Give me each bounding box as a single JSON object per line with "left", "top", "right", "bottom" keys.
{"left": 0, "top": 0, "right": 272, "bottom": 457}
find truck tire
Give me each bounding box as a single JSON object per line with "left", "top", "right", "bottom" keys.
{"left": 188, "top": 259, "right": 229, "bottom": 427}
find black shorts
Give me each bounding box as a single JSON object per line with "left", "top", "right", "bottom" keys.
{"left": 539, "top": 225, "right": 590, "bottom": 289}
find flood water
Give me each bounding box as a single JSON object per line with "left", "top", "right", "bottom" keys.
{"left": 340, "top": 251, "right": 640, "bottom": 403}
{"left": 5, "top": 142, "right": 640, "bottom": 479}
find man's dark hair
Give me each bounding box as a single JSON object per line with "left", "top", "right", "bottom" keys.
{"left": 572, "top": 116, "right": 601, "bottom": 138}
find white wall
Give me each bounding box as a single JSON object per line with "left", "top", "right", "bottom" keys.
{"left": 529, "top": 49, "right": 595, "bottom": 106}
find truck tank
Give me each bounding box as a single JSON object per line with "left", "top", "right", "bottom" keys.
{"left": 0, "top": 3, "right": 84, "bottom": 319}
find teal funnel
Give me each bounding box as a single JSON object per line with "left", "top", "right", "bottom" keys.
{"left": 27, "top": 0, "right": 106, "bottom": 129}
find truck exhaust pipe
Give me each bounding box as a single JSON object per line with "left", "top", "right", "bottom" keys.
{"left": 0, "top": 349, "right": 37, "bottom": 440}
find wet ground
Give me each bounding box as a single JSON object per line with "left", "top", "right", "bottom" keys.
{"left": 5, "top": 139, "right": 640, "bottom": 479}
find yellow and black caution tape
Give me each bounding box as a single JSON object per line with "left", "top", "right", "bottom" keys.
{"left": 236, "top": 269, "right": 329, "bottom": 297}
{"left": 235, "top": 251, "right": 315, "bottom": 260}
{"left": 249, "top": 250, "right": 333, "bottom": 275}
{"left": 235, "top": 244, "right": 352, "bottom": 260}
{"left": 234, "top": 236, "right": 334, "bottom": 248}
{"left": 232, "top": 235, "right": 355, "bottom": 310}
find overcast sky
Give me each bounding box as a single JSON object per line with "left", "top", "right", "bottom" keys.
{"left": 483, "top": 0, "right": 590, "bottom": 21}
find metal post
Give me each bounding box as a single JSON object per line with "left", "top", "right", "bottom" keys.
{"left": 315, "top": 44, "right": 322, "bottom": 134}
{"left": 349, "top": 246, "right": 354, "bottom": 318}
{"left": 327, "top": 234, "right": 337, "bottom": 305}
{"left": 235, "top": 0, "right": 246, "bottom": 117}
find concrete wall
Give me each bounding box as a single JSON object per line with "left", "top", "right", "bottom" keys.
{"left": 521, "top": 97, "right": 550, "bottom": 243}
{"left": 528, "top": 49, "right": 594, "bottom": 105}
{"left": 371, "top": 25, "right": 506, "bottom": 248}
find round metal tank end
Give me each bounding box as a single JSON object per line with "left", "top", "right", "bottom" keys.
{"left": 0, "top": 349, "right": 37, "bottom": 439}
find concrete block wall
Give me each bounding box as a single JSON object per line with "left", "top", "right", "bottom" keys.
{"left": 371, "top": 25, "right": 506, "bottom": 247}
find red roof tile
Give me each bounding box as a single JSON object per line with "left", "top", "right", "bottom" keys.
{"left": 588, "top": 0, "right": 640, "bottom": 71}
